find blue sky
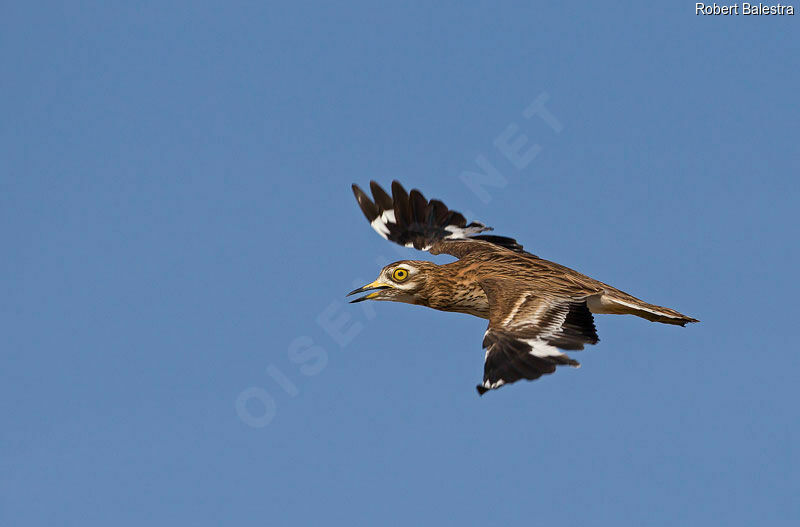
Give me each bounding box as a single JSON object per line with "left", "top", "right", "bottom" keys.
{"left": 2, "top": 2, "right": 799, "bottom": 525}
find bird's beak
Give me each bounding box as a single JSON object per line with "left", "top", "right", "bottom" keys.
{"left": 347, "top": 279, "right": 392, "bottom": 303}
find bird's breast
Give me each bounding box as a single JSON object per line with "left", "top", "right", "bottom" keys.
{"left": 427, "top": 283, "right": 490, "bottom": 319}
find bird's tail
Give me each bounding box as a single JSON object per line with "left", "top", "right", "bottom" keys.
{"left": 587, "top": 290, "right": 699, "bottom": 327}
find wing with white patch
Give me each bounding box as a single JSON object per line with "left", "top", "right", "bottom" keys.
{"left": 476, "top": 279, "right": 599, "bottom": 395}
{"left": 352, "top": 181, "right": 524, "bottom": 253}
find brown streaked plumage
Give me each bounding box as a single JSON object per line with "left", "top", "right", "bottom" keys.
{"left": 348, "top": 181, "right": 698, "bottom": 394}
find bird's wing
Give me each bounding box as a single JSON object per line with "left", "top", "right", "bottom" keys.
{"left": 476, "top": 278, "right": 599, "bottom": 395}
{"left": 352, "top": 181, "right": 525, "bottom": 255}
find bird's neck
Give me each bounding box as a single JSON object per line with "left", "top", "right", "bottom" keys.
{"left": 416, "top": 263, "right": 490, "bottom": 319}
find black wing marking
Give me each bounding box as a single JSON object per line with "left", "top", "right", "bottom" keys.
{"left": 476, "top": 279, "right": 599, "bottom": 395}
{"left": 468, "top": 235, "right": 524, "bottom": 253}
{"left": 352, "top": 181, "right": 524, "bottom": 253}
{"left": 478, "top": 329, "right": 580, "bottom": 395}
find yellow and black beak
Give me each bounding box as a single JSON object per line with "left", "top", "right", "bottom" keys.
{"left": 347, "top": 280, "right": 392, "bottom": 303}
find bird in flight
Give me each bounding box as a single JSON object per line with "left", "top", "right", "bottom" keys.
{"left": 348, "top": 181, "right": 698, "bottom": 395}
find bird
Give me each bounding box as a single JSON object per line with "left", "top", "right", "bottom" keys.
{"left": 348, "top": 181, "right": 698, "bottom": 395}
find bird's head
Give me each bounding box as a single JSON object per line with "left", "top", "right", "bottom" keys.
{"left": 347, "top": 260, "right": 434, "bottom": 305}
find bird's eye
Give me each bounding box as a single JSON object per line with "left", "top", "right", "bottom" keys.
{"left": 392, "top": 268, "right": 409, "bottom": 281}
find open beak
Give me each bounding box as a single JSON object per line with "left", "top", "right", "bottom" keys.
{"left": 347, "top": 280, "right": 392, "bottom": 303}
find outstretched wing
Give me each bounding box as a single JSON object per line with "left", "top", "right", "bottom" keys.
{"left": 352, "top": 181, "right": 524, "bottom": 254}
{"left": 477, "top": 278, "right": 599, "bottom": 395}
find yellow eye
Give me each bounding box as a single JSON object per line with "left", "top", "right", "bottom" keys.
{"left": 392, "top": 268, "right": 409, "bottom": 282}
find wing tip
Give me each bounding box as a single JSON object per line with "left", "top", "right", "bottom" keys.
{"left": 352, "top": 180, "right": 517, "bottom": 254}
{"left": 390, "top": 180, "right": 408, "bottom": 198}
{"left": 352, "top": 184, "right": 378, "bottom": 222}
